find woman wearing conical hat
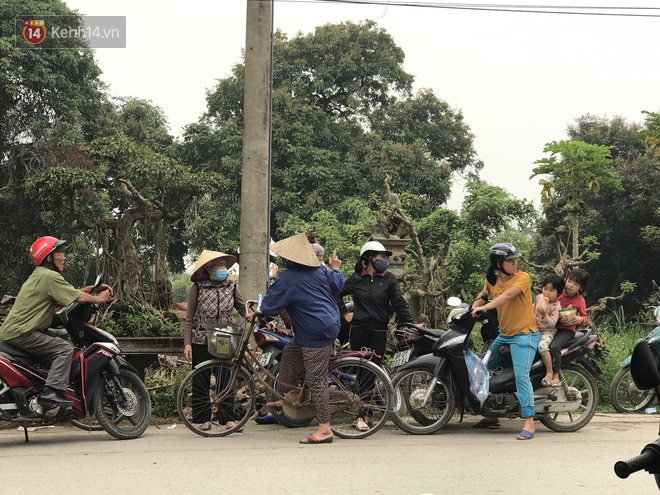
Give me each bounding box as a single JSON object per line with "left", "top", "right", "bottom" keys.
{"left": 184, "top": 250, "right": 246, "bottom": 432}
{"left": 260, "top": 233, "right": 345, "bottom": 444}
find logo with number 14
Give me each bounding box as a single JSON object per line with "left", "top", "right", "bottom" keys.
{"left": 23, "top": 19, "right": 46, "bottom": 44}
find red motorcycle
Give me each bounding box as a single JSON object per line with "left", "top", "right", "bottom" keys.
{"left": 0, "top": 276, "right": 151, "bottom": 441}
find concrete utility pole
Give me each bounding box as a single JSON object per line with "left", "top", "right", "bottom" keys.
{"left": 239, "top": 0, "right": 273, "bottom": 303}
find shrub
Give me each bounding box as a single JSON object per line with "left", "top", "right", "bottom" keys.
{"left": 594, "top": 307, "right": 646, "bottom": 411}
{"left": 97, "top": 305, "right": 184, "bottom": 337}
{"left": 145, "top": 356, "right": 191, "bottom": 419}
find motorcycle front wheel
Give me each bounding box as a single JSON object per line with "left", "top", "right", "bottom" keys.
{"left": 69, "top": 418, "right": 103, "bottom": 431}
{"left": 538, "top": 363, "right": 598, "bottom": 432}
{"left": 610, "top": 366, "right": 655, "bottom": 413}
{"left": 94, "top": 368, "right": 151, "bottom": 440}
{"left": 390, "top": 367, "right": 455, "bottom": 435}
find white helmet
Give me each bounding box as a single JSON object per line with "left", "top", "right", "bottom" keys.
{"left": 360, "top": 241, "right": 392, "bottom": 257}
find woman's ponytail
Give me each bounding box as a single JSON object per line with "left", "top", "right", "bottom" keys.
{"left": 486, "top": 264, "right": 498, "bottom": 285}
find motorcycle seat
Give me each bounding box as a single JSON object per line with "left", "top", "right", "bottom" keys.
{"left": 497, "top": 330, "right": 590, "bottom": 360}
{"left": 0, "top": 341, "right": 41, "bottom": 364}
{"left": 419, "top": 328, "right": 446, "bottom": 338}
{"left": 565, "top": 330, "right": 590, "bottom": 352}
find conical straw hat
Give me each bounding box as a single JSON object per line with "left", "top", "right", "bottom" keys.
{"left": 190, "top": 250, "right": 237, "bottom": 281}
{"left": 270, "top": 233, "right": 321, "bottom": 267}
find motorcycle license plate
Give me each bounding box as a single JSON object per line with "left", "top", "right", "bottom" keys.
{"left": 255, "top": 351, "right": 272, "bottom": 369}
{"left": 392, "top": 349, "right": 411, "bottom": 368}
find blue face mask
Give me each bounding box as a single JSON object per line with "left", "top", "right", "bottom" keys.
{"left": 372, "top": 259, "right": 389, "bottom": 273}
{"left": 213, "top": 269, "right": 228, "bottom": 281}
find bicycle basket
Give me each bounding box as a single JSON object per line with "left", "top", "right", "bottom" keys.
{"left": 206, "top": 321, "right": 242, "bottom": 359}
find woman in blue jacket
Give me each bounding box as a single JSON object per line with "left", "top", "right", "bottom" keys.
{"left": 260, "top": 233, "right": 344, "bottom": 444}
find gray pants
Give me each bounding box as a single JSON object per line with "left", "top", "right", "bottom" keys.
{"left": 7, "top": 330, "right": 74, "bottom": 391}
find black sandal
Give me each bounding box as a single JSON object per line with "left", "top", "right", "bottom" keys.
{"left": 473, "top": 418, "right": 501, "bottom": 429}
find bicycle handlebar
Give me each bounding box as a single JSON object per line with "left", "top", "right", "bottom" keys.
{"left": 615, "top": 440, "right": 660, "bottom": 479}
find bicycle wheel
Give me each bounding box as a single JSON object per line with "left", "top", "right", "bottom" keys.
{"left": 327, "top": 357, "right": 393, "bottom": 439}
{"left": 610, "top": 366, "right": 655, "bottom": 413}
{"left": 390, "top": 367, "right": 455, "bottom": 435}
{"left": 177, "top": 361, "right": 255, "bottom": 437}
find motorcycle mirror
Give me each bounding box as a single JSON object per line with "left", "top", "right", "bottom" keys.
{"left": 630, "top": 339, "right": 660, "bottom": 390}
{"left": 460, "top": 289, "right": 468, "bottom": 301}
{"left": 447, "top": 297, "right": 462, "bottom": 307}
{"left": 652, "top": 280, "right": 658, "bottom": 291}
{"left": 93, "top": 273, "right": 102, "bottom": 290}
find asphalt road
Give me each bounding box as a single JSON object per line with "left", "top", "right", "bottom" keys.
{"left": 1, "top": 413, "right": 658, "bottom": 495}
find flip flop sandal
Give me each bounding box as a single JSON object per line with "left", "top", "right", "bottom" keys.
{"left": 550, "top": 380, "right": 562, "bottom": 387}
{"left": 353, "top": 419, "right": 370, "bottom": 431}
{"left": 517, "top": 429, "right": 534, "bottom": 440}
{"left": 299, "top": 435, "right": 333, "bottom": 444}
{"left": 255, "top": 414, "right": 278, "bottom": 425}
{"left": 473, "top": 418, "right": 501, "bottom": 429}
{"left": 541, "top": 378, "right": 553, "bottom": 387}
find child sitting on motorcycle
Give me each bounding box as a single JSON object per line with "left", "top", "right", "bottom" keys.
{"left": 548, "top": 269, "right": 590, "bottom": 386}
{"left": 536, "top": 275, "right": 565, "bottom": 387}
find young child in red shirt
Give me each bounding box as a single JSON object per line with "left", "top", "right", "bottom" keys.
{"left": 548, "top": 269, "right": 590, "bottom": 386}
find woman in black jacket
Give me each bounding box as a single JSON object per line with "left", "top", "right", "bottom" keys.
{"left": 337, "top": 240, "right": 413, "bottom": 431}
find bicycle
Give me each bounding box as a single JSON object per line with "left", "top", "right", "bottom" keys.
{"left": 176, "top": 303, "right": 394, "bottom": 438}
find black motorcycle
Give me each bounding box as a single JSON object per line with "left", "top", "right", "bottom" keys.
{"left": 391, "top": 295, "right": 499, "bottom": 372}
{"left": 615, "top": 304, "right": 660, "bottom": 489}
{"left": 391, "top": 297, "right": 604, "bottom": 435}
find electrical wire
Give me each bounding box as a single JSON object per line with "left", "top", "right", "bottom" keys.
{"left": 275, "top": 0, "right": 660, "bottom": 17}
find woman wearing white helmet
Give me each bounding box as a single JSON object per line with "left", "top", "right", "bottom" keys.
{"left": 337, "top": 240, "right": 413, "bottom": 431}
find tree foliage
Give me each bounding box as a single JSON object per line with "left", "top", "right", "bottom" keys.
{"left": 22, "top": 99, "right": 228, "bottom": 307}
{"left": 531, "top": 140, "right": 621, "bottom": 269}
{"left": 533, "top": 114, "right": 660, "bottom": 310}
{"left": 180, "top": 20, "right": 482, "bottom": 248}
{"left": 0, "top": 0, "right": 108, "bottom": 295}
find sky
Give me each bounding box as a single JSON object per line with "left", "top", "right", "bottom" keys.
{"left": 65, "top": 0, "right": 660, "bottom": 211}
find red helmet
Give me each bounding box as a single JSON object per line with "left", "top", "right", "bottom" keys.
{"left": 30, "top": 236, "right": 66, "bottom": 265}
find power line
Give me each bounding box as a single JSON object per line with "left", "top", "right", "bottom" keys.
{"left": 276, "top": 0, "right": 660, "bottom": 17}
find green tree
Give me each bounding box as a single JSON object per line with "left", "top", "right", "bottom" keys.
{"left": 534, "top": 114, "right": 660, "bottom": 311}
{"left": 179, "top": 20, "right": 481, "bottom": 247}
{"left": 23, "top": 100, "right": 228, "bottom": 307}
{"left": 0, "top": 0, "right": 107, "bottom": 295}
{"left": 530, "top": 140, "right": 622, "bottom": 271}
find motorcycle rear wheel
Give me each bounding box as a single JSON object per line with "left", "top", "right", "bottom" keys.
{"left": 609, "top": 366, "right": 654, "bottom": 413}
{"left": 94, "top": 368, "right": 151, "bottom": 440}
{"left": 390, "top": 367, "right": 455, "bottom": 435}
{"left": 538, "top": 364, "right": 598, "bottom": 432}
{"left": 177, "top": 361, "right": 254, "bottom": 437}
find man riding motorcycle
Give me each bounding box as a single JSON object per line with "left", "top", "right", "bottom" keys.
{"left": 0, "top": 236, "right": 113, "bottom": 407}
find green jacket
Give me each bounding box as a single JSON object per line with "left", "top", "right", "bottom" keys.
{"left": 0, "top": 267, "right": 80, "bottom": 341}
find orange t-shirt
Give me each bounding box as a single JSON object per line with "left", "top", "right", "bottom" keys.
{"left": 483, "top": 270, "right": 538, "bottom": 337}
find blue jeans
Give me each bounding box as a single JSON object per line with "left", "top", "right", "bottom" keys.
{"left": 487, "top": 331, "right": 541, "bottom": 418}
